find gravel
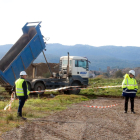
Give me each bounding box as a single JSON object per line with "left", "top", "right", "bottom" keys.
{"left": 1, "top": 97, "right": 140, "bottom": 140}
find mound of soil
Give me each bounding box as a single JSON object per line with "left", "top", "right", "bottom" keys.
{"left": 26, "top": 63, "right": 59, "bottom": 78}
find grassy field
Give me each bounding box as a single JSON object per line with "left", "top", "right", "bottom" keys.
{"left": 80, "top": 77, "right": 140, "bottom": 97}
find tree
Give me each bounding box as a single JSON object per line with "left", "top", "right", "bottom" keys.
{"left": 103, "top": 72, "right": 109, "bottom": 78}
{"left": 114, "top": 70, "right": 123, "bottom": 78}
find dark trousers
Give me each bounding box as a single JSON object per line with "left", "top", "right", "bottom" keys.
{"left": 18, "top": 97, "right": 26, "bottom": 117}
{"left": 124, "top": 96, "right": 134, "bottom": 112}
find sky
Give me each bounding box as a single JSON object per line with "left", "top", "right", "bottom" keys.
{"left": 0, "top": 0, "right": 140, "bottom": 47}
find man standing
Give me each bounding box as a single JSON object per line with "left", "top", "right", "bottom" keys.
{"left": 14, "top": 71, "right": 30, "bottom": 120}
{"left": 122, "top": 70, "right": 138, "bottom": 114}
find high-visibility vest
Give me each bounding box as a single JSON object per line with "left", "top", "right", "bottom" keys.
{"left": 15, "top": 78, "right": 30, "bottom": 96}
{"left": 122, "top": 74, "right": 138, "bottom": 90}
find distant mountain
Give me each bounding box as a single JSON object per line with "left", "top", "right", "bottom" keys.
{"left": 0, "top": 44, "right": 13, "bottom": 59}
{"left": 1, "top": 44, "right": 140, "bottom": 71}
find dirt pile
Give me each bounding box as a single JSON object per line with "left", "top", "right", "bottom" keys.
{"left": 26, "top": 63, "right": 59, "bottom": 78}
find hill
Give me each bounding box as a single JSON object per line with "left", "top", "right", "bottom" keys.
{"left": 1, "top": 44, "right": 140, "bottom": 71}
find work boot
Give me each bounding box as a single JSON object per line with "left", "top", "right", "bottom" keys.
{"left": 17, "top": 113, "right": 27, "bottom": 120}
{"left": 131, "top": 111, "right": 135, "bottom": 114}
{"left": 17, "top": 112, "right": 22, "bottom": 117}
{"left": 17, "top": 116, "right": 27, "bottom": 121}
{"left": 21, "top": 117, "right": 27, "bottom": 120}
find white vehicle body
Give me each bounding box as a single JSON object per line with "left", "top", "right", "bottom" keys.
{"left": 60, "top": 56, "right": 89, "bottom": 78}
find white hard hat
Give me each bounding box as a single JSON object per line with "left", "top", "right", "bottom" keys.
{"left": 129, "top": 70, "right": 135, "bottom": 76}
{"left": 20, "top": 71, "right": 27, "bottom": 76}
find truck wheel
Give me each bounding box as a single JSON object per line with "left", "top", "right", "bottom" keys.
{"left": 34, "top": 82, "right": 45, "bottom": 95}
{"left": 69, "top": 82, "right": 81, "bottom": 95}
{"left": 64, "top": 90, "right": 70, "bottom": 94}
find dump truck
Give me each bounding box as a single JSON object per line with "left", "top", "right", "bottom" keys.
{"left": 0, "top": 21, "right": 89, "bottom": 94}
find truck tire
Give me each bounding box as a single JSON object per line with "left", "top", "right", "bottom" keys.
{"left": 69, "top": 81, "right": 81, "bottom": 95}
{"left": 34, "top": 82, "right": 45, "bottom": 95}
{"left": 64, "top": 90, "right": 70, "bottom": 94}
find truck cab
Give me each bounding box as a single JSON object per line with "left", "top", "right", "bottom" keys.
{"left": 59, "top": 56, "right": 89, "bottom": 78}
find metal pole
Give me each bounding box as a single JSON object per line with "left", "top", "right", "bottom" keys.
{"left": 67, "top": 52, "right": 69, "bottom": 77}
{"left": 42, "top": 51, "right": 52, "bottom": 76}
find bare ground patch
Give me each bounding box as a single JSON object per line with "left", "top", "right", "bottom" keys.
{"left": 1, "top": 98, "right": 140, "bottom": 140}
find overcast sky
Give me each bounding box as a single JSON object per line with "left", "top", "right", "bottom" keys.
{"left": 0, "top": 0, "right": 140, "bottom": 47}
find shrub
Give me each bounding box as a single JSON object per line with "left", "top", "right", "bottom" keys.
{"left": 114, "top": 70, "right": 123, "bottom": 78}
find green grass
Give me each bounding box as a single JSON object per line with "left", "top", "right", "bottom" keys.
{"left": 81, "top": 78, "right": 140, "bottom": 97}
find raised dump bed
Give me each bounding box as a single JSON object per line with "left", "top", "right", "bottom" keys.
{"left": 0, "top": 22, "right": 46, "bottom": 88}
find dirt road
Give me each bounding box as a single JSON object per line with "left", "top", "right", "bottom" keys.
{"left": 1, "top": 98, "right": 140, "bottom": 140}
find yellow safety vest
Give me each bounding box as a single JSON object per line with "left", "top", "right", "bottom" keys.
{"left": 15, "top": 78, "right": 30, "bottom": 96}
{"left": 122, "top": 74, "right": 138, "bottom": 90}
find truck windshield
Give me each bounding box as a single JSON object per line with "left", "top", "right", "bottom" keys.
{"left": 75, "top": 60, "right": 88, "bottom": 69}
{"left": 62, "top": 60, "right": 72, "bottom": 66}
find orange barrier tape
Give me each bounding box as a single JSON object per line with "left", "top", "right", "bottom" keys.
{"left": 4, "top": 92, "right": 15, "bottom": 111}
{"left": 30, "top": 86, "right": 79, "bottom": 93}
{"left": 30, "top": 84, "right": 138, "bottom": 93}
{"left": 83, "top": 104, "right": 118, "bottom": 108}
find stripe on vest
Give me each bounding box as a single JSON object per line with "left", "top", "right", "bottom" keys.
{"left": 16, "top": 88, "right": 23, "bottom": 90}
{"left": 16, "top": 91, "right": 24, "bottom": 93}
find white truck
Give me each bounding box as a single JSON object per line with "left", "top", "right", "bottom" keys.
{"left": 27, "top": 53, "right": 89, "bottom": 94}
